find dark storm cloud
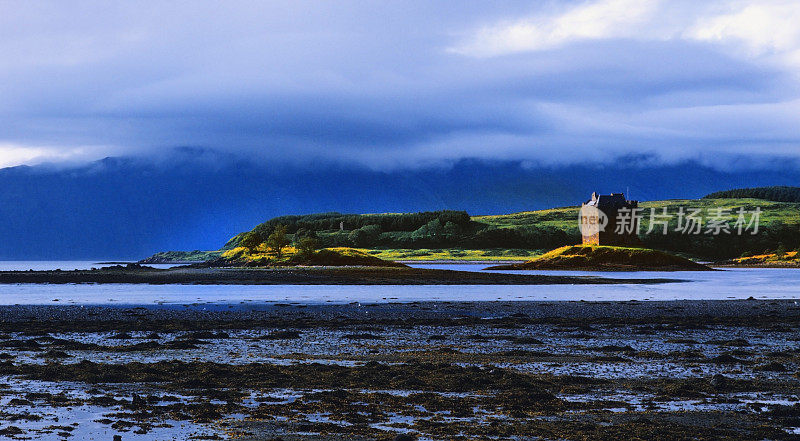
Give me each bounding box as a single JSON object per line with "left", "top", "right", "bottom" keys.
{"left": 1, "top": 0, "right": 800, "bottom": 169}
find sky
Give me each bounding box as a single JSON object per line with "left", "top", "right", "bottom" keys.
{"left": 2, "top": 0, "right": 800, "bottom": 170}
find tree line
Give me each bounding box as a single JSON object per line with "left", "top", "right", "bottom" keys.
{"left": 249, "top": 210, "right": 472, "bottom": 236}
{"left": 230, "top": 211, "right": 578, "bottom": 252}
{"left": 642, "top": 220, "right": 800, "bottom": 259}
{"left": 704, "top": 186, "right": 800, "bottom": 203}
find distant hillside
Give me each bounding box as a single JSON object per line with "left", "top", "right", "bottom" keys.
{"left": 704, "top": 186, "right": 800, "bottom": 202}
{"left": 3, "top": 151, "right": 800, "bottom": 259}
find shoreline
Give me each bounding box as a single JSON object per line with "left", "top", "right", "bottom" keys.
{"left": 136, "top": 258, "right": 800, "bottom": 269}
{"left": 1, "top": 299, "right": 798, "bottom": 329}
{"left": 0, "top": 266, "right": 679, "bottom": 285}
{"left": 712, "top": 263, "right": 800, "bottom": 269}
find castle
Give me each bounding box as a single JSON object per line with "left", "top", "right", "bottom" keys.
{"left": 580, "top": 192, "right": 642, "bottom": 246}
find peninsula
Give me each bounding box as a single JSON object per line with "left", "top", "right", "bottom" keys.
{"left": 487, "top": 245, "right": 712, "bottom": 271}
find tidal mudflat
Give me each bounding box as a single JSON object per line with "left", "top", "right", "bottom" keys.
{"left": 0, "top": 301, "right": 799, "bottom": 440}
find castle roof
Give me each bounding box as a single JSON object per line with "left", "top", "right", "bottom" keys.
{"left": 584, "top": 192, "right": 638, "bottom": 210}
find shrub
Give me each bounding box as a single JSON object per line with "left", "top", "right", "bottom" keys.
{"left": 295, "top": 236, "right": 319, "bottom": 258}
{"left": 348, "top": 225, "right": 381, "bottom": 247}
{"left": 239, "top": 232, "right": 263, "bottom": 252}
{"left": 266, "top": 225, "right": 290, "bottom": 258}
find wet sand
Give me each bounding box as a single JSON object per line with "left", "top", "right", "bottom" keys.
{"left": 0, "top": 301, "right": 798, "bottom": 440}
{"left": 0, "top": 265, "right": 678, "bottom": 285}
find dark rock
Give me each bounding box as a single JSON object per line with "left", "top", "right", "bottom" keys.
{"left": 131, "top": 394, "right": 146, "bottom": 409}
{"left": 710, "top": 354, "right": 741, "bottom": 364}
{"left": 756, "top": 362, "right": 787, "bottom": 372}
{"left": 164, "top": 339, "right": 203, "bottom": 349}
{"left": 513, "top": 337, "right": 544, "bottom": 344}
{"left": 710, "top": 374, "right": 728, "bottom": 389}
{"left": 0, "top": 426, "right": 24, "bottom": 436}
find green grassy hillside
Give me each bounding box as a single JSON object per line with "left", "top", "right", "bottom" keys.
{"left": 487, "top": 245, "right": 711, "bottom": 271}
{"left": 477, "top": 198, "right": 799, "bottom": 259}
{"left": 141, "top": 196, "right": 800, "bottom": 263}
{"left": 476, "top": 198, "right": 800, "bottom": 230}
{"left": 218, "top": 245, "right": 407, "bottom": 267}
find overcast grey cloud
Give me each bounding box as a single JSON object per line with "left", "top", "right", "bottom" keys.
{"left": 1, "top": 0, "right": 800, "bottom": 169}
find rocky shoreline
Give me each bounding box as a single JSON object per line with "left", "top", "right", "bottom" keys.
{"left": 0, "top": 300, "right": 798, "bottom": 440}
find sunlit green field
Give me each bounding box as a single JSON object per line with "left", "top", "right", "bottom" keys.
{"left": 475, "top": 198, "right": 800, "bottom": 231}
{"left": 352, "top": 198, "right": 800, "bottom": 261}
{"left": 359, "top": 248, "right": 539, "bottom": 261}
{"left": 474, "top": 206, "right": 579, "bottom": 230}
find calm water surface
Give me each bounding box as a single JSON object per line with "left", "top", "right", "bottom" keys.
{"left": 0, "top": 262, "right": 798, "bottom": 305}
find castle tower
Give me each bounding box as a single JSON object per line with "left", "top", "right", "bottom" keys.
{"left": 580, "top": 192, "right": 642, "bottom": 246}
